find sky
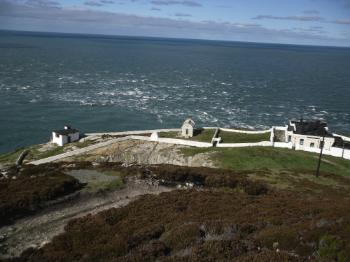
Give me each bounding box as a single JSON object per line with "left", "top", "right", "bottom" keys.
{"left": 0, "top": 0, "right": 350, "bottom": 46}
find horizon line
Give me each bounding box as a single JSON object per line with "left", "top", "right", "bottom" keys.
{"left": 1, "top": 28, "right": 350, "bottom": 49}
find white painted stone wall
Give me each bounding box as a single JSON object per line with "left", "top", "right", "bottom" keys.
{"left": 52, "top": 132, "right": 79, "bottom": 146}
{"left": 181, "top": 123, "right": 194, "bottom": 138}
{"left": 85, "top": 129, "right": 181, "bottom": 137}
{"left": 273, "top": 142, "right": 293, "bottom": 149}
{"left": 130, "top": 135, "right": 212, "bottom": 148}
{"left": 45, "top": 128, "right": 350, "bottom": 164}
{"left": 217, "top": 141, "right": 272, "bottom": 148}
{"left": 52, "top": 132, "right": 67, "bottom": 146}
{"left": 219, "top": 127, "right": 272, "bottom": 134}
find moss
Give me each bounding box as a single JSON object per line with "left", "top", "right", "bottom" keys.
{"left": 317, "top": 235, "right": 348, "bottom": 261}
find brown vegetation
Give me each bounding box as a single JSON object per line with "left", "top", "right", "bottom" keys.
{"left": 9, "top": 164, "right": 350, "bottom": 261}
{"left": 0, "top": 164, "right": 82, "bottom": 227}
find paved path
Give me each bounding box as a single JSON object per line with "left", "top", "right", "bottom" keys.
{"left": 30, "top": 137, "right": 131, "bottom": 165}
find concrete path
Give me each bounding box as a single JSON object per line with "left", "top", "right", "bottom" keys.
{"left": 30, "top": 137, "right": 131, "bottom": 165}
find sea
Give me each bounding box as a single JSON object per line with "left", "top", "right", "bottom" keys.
{"left": 1, "top": 30, "right": 350, "bottom": 154}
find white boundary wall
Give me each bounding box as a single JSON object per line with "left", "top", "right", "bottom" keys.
{"left": 131, "top": 135, "right": 212, "bottom": 148}
{"left": 31, "top": 128, "right": 350, "bottom": 165}
{"left": 273, "top": 142, "right": 293, "bottom": 149}
{"left": 219, "top": 128, "right": 272, "bottom": 134}
{"left": 85, "top": 129, "right": 181, "bottom": 136}
{"left": 217, "top": 141, "right": 272, "bottom": 148}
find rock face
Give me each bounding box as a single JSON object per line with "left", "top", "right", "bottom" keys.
{"left": 75, "top": 140, "right": 214, "bottom": 168}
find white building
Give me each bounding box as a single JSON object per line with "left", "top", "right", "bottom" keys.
{"left": 181, "top": 118, "right": 195, "bottom": 138}
{"left": 52, "top": 126, "right": 80, "bottom": 146}
{"left": 284, "top": 120, "right": 335, "bottom": 150}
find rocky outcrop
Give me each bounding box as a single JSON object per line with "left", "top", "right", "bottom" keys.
{"left": 74, "top": 140, "right": 214, "bottom": 168}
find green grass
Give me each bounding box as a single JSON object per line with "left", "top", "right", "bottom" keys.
{"left": 83, "top": 176, "right": 124, "bottom": 193}
{"left": 159, "top": 129, "right": 215, "bottom": 143}
{"left": 181, "top": 147, "right": 350, "bottom": 177}
{"left": 191, "top": 129, "right": 216, "bottom": 142}
{"left": 0, "top": 148, "right": 24, "bottom": 164}
{"left": 159, "top": 131, "right": 180, "bottom": 138}
{"left": 219, "top": 131, "right": 270, "bottom": 143}
{"left": 0, "top": 139, "right": 96, "bottom": 165}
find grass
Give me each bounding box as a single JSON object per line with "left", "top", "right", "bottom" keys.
{"left": 219, "top": 131, "right": 270, "bottom": 143}
{"left": 159, "top": 129, "right": 215, "bottom": 143}
{"left": 159, "top": 131, "right": 180, "bottom": 139}
{"left": 0, "top": 139, "right": 96, "bottom": 165}
{"left": 82, "top": 171, "right": 125, "bottom": 193}
{"left": 83, "top": 178, "right": 124, "bottom": 193}
{"left": 0, "top": 148, "right": 24, "bottom": 164}
{"left": 181, "top": 147, "right": 350, "bottom": 177}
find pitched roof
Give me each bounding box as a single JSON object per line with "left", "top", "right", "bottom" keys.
{"left": 183, "top": 118, "right": 195, "bottom": 127}
{"left": 288, "top": 120, "right": 332, "bottom": 137}
{"left": 333, "top": 137, "right": 350, "bottom": 149}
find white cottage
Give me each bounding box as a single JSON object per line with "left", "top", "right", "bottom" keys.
{"left": 52, "top": 126, "right": 80, "bottom": 146}
{"left": 181, "top": 118, "right": 195, "bottom": 138}
{"left": 285, "top": 120, "right": 335, "bottom": 150}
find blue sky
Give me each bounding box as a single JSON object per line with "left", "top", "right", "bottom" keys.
{"left": 0, "top": 0, "right": 350, "bottom": 46}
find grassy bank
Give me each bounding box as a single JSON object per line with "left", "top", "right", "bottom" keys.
{"left": 181, "top": 147, "right": 350, "bottom": 177}
{"left": 0, "top": 140, "right": 95, "bottom": 166}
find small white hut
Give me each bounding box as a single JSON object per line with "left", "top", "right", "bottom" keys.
{"left": 181, "top": 118, "right": 195, "bottom": 138}
{"left": 52, "top": 126, "right": 80, "bottom": 146}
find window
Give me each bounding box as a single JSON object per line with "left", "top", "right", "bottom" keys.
{"left": 300, "top": 139, "right": 304, "bottom": 145}
{"left": 310, "top": 142, "right": 315, "bottom": 148}
{"left": 186, "top": 129, "right": 189, "bottom": 135}
{"left": 288, "top": 135, "right": 292, "bottom": 142}
{"left": 56, "top": 133, "right": 60, "bottom": 138}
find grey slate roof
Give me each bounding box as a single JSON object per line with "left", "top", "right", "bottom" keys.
{"left": 288, "top": 120, "right": 332, "bottom": 137}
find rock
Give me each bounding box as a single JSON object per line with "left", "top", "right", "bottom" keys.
{"left": 273, "top": 242, "right": 279, "bottom": 249}
{"left": 0, "top": 234, "right": 6, "bottom": 242}
{"left": 316, "top": 218, "right": 330, "bottom": 228}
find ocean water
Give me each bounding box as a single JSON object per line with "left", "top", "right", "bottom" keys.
{"left": 1, "top": 30, "right": 350, "bottom": 153}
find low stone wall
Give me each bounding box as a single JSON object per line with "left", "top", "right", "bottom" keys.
{"left": 219, "top": 127, "right": 272, "bottom": 134}
{"left": 85, "top": 129, "right": 181, "bottom": 137}
{"left": 273, "top": 142, "right": 293, "bottom": 149}
{"left": 132, "top": 135, "right": 212, "bottom": 148}
{"left": 297, "top": 146, "right": 350, "bottom": 160}
{"left": 217, "top": 141, "right": 272, "bottom": 148}
{"left": 31, "top": 128, "right": 350, "bottom": 165}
